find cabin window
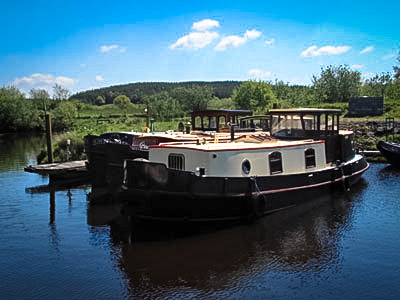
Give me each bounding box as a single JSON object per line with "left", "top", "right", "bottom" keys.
{"left": 218, "top": 116, "right": 227, "bottom": 129}
{"left": 210, "top": 116, "right": 217, "bottom": 129}
{"left": 168, "top": 154, "right": 185, "bottom": 170}
{"left": 269, "top": 151, "right": 283, "bottom": 175}
{"left": 242, "top": 159, "right": 251, "bottom": 174}
{"left": 194, "top": 116, "right": 202, "bottom": 130}
{"left": 305, "top": 148, "right": 316, "bottom": 169}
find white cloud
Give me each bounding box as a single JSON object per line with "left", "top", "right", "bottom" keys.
{"left": 360, "top": 46, "right": 374, "bottom": 54}
{"left": 12, "top": 73, "right": 77, "bottom": 95}
{"left": 301, "top": 45, "right": 351, "bottom": 57}
{"left": 95, "top": 75, "right": 104, "bottom": 82}
{"left": 351, "top": 64, "right": 365, "bottom": 69}
{"left": 215, "top": 29, "right": 262, "bottom": 51}
{"left": 382, "top": 53, "right": 396, "bottom": 60}
{"left": 265, "top": 38, "right": 275, "bottom": 47}
{"left": 215, "top": 35, "right": 247, "bottom": 51}
{"left": 248, "top": 69, "right": 272, "bottom": 79}
{"left": 192, "top": 19, "right": 220, "bottom": 31}
{"left": 13, "top": 73, "right": 77, "bottom": 87}
{"left": 244, "top": 29, "right": 262, "bottom": 40}
{"left": 100, "top": 44, "right": 126, "bottom": 53}
{"left": 169, "top": 31, "right": 219, "bottom": 50}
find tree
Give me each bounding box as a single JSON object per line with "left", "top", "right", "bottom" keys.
{"left": 207, "top": 97, "right": 234, "bottom": 110}
{"left": 51, "top": 101, "right": 77, "bottom": 131}
{"left": 113, "top": 94, "right": 131, "bottom": 110}
{"left": 312, "top": 65, "right": 361, "bottom": 103}
{"left": 232, "top": 80, "right": 276, "bottom": 113}
{"left": 29, "top": 88, "right": 50, "bottom": 100}
{"left": 144, "top": 92, "right": 180, "bottom": 121}
{"left": 170, "top": 85, "right": 213, "bottom": 113}
{"left": 53, "top": 84, "right": 70, "bottom": 101}
{"left": 359, "top": 73, "right": 392, "bottom": 97}
{"left": 394, "top": 50, "right": 400, "bottom": 81}
{"left": 0, "top": 86, "right": 41, "bottom": 132}
{"left": 95, "top": 95, "right": 105, "bottom": 105}
{"left": 384, "top": 82, "right": 400, "bottom": 101}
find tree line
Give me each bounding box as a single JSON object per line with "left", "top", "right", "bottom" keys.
{"left": 1, "top": 58, "right": 400, "bottom": 133}
{"left": 71, "top": 81, "right": 242, "bottom": 105}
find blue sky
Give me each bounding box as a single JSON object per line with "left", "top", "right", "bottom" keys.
{"left": 2, "top": 0, "right": 399, "bottom": 96}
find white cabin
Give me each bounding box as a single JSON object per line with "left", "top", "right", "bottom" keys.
{"left": 148, "top": 139, "right": 327, "bottom": 177}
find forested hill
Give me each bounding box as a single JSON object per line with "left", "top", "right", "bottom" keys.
{"left": 70, "top": 81, "right": 242, "bottom": 104}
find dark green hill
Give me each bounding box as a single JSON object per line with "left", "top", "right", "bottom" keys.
{"left": 70, "top": 81, "right": 242, "bottom": 104}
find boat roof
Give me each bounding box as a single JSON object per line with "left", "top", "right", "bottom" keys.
{"left": 240, "top": 115, "right": 269, "bottom": 120}
{"left": 191, "top": 109, "right": 252, "bottom": 117}
{"left": 152, "top": 138, "right": 324, "bottom": 151}
{"left": 268, "top": 108, "right": 342, "bottom": 116}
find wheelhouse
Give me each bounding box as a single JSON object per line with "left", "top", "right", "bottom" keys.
{"left": 268, "top": 108, "right": 354, "bottom": 163}
{"left": 191, "top": 109, "right": 252, "bottom": 132}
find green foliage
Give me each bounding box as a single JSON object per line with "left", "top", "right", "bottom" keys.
{"left": 359, "top": 73, "right": 392, "bottom": 97}
{"left": 207, "top": 97, "right": 234, "bottom": 110}
{"left": 0, "top": 86, "right": 42, "bottom": 132}
{"left": 394, "top": 50, "right": 400, "bottom": 81}
{"left": 70, "top": 81, "right": 241, "bottom": 104}
{"left": 29, "top": 88, "right": 50, "bottom": 100}
{"left": 272, "top": 81, "right": 317, "bottom": 107}
{"left": 312, "top": 65, "right": 361, "bottom": 103}
{"left": 53, "top": 83, "right": 70, "bottom": 100}
{"left": 384, "top": 82, "right": 400, "bottom": 102}
{"left": 95, "top": 95, "right": 105, "bottom": 105}
{"left": 51, "top": 101, "right": 78, "bottom": 132}
{"left": 113, "top": 94, "right": 131, "bottom": 110}
{"left": 232, "top": 80, "right": 276, "bottom": 114}
{"left": 144, "top": 91, "right": 181, "bottom": 121}
{"left": 170, "top": 84, "right": 213, "bottom": 113}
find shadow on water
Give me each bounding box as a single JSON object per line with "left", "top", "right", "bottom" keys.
{"left": 378, "top": 164, "right": 400, "bottom": 178}
{"left": 86, "top": 179, "right": 368, "bottom": 298}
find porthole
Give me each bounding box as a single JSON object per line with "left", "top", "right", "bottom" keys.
{"left": 242, "top": 159, "right": 251, "bottom": 174}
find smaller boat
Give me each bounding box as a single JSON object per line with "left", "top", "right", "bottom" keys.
{"left": 377, "top": 140, "right": 400, "bottom": 168}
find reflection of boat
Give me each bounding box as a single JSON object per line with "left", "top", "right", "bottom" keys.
{"left": 121, "top": 108, "right": 369, "bottom": 222}
{"left": 377, "top": 140, "right": 400, "bottom": 168}
{"left": 100, "top": 188, "right": 363, "bottom": 298}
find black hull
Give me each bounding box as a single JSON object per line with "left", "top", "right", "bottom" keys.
{"left": 377, "top": 140, "right": 400, "bottom": 168}
{"left": 121, "top": 155, "right": 369, "bottom": 222}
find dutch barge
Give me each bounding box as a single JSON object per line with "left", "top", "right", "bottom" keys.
{"left": 121, "top": 108, "right": 369, "bottom": 222}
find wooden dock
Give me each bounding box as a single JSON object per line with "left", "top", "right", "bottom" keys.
{"left": 24, "top": 160, "right": 91, "bottom": 186}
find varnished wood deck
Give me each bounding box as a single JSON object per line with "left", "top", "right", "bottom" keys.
{"left": 24, "top": 160, "right": 91, "bottom": 186}
{"left": 24, "top": 160, "right": 88, "bottom": 175}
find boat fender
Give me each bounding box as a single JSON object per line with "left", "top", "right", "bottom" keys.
{"left": 252, "top": 194, "right": 266, "bottom": 217}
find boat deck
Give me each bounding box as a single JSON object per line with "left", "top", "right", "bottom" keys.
{"left": 154, "top": 138, "right": 322, "bottom": 151}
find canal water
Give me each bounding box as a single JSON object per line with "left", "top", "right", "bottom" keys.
{"left": 1, "top": 134, "right": 400, "bottom": 299}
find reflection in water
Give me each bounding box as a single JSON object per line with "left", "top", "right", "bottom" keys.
{"left": 0, "top": 134, "right": 45, "bottom": 171}
{"left": 87, "top": 180, "right": 367, "bottom": 299}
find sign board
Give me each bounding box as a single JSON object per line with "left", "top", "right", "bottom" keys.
{"left": 348, "top": 97, "right": 384, "bottom": 116}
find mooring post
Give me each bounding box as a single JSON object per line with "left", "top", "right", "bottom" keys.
{"left": 45, "top": 113, "right": 53, "bottom": 163}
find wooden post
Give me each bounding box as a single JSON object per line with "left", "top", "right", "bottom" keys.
{"left": 146, "top": 105, "right": 150, "bottom": 129}
{"left": 45, "top": 113, "right": 53, "bottom": 163}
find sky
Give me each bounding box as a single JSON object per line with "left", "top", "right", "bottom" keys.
{"left": 2, "top": 0, "right": 399, "bottom": 97}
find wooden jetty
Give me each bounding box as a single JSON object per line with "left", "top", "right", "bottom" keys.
{"left": 24, "top": 160, "right": 91, "bottom": 186}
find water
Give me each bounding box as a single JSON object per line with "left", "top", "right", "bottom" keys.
{"left": 1, "top": 134, "right": 400, "bottom": 299}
